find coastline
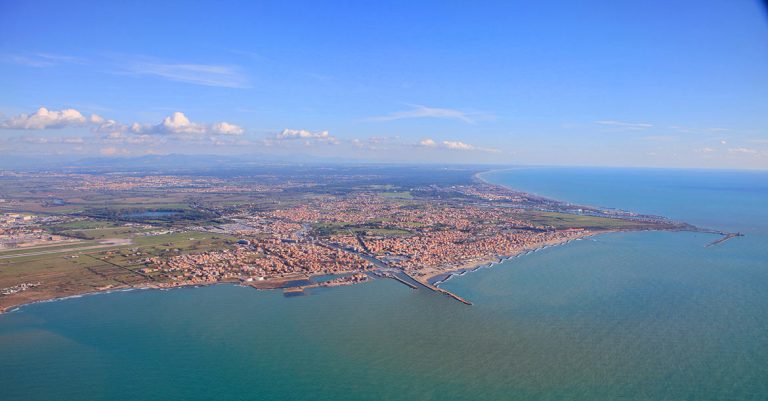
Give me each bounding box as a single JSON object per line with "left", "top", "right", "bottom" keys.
{"left": 1, "top": 168, "right": 721, "bottom": 314}
{"left": 419, "top": 229, "right": 604, "bottom": 287}
{"left": 0, "top": 272, "right": 362, "bottom": 315}
{"left": 473, "top": 168, "right": 611, "bottom": 212}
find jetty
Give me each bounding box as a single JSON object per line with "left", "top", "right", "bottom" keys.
{"left": 706, "top": 232, "right": 743, "bottom": 248}
{"left": 372, "top": 271, "right": 418, "bottom": 289}
{"left": 402, "top": 271, "right": 473, "bottom": 305}
{"left": 391, "top": 274, "right": 418, "bottom": 289}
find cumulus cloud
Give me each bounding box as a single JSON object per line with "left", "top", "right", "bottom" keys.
{"left": 1, "top": 107, "right": 91, "bottom": 130}
{"left": 211, "top": 122, "right": 245, "bottom": 135}
{"left": 419, "top": 138, "right": 437, "bottom": 147}
{"left": 368, "top": 105, "right": 489, "bottom": 124}
{"left": 348, "top": 136, "right": 401, "bottom": 150}
{"left": 442, "top": 140, "right": 475, "bottom": 151}
{"left": 2, "top": 107, "right": 247, "bottom": 151}
{"left": 417, "top": 138, "right": 499, "bottom": 153}
{"left": 131, "top": 112, "right": 244, "bottom": 137}
{"left": 273, "top": 129, "right": 339, "bottom": 145}
{"left": 276, "top": 129, "right": 331, "bottom": 140}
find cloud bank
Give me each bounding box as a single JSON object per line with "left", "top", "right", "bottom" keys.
{"left": 1, "top": 107, "right": 91, "bottom": 130}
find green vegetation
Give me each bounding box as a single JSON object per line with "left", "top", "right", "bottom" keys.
{"left": 47, "top": 220, "right": 120, "bottom": 231}
{"left": 0, "top": 229, "right": 240, "bottom": 311}
{"left": 379, "top": 191, "right": 413, "bottom": 199}
{"left": 523, "top": 212, "right": 658, "bottom": 230}
{"left": 58, "top": 227, "right": 152, "bottom": 240}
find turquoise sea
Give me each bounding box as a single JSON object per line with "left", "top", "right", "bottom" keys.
{"left": 1, "top": 167, "right": 767, "bottom": 401}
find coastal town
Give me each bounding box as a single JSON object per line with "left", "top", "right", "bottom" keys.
{"left": 0, "top": 166, "right": 700, "bottom": 311}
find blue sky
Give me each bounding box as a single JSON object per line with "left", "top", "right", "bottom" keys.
{"left": 1, "top": 0, "right": 767, "bottom": 168}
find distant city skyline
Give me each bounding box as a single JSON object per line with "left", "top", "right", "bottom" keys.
{"left": 1, "top": 0, "right": 767, "bottom": 169}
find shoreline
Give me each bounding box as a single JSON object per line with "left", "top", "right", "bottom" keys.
{"left": 473, "top": 168, "right": 647, "bottom": 218}
{"left": 1, "top": 169, "right": 726, "bottom": 314}
{"left": 421, "top": 229, "right": 604, "bottom": 287}
{"left": 0, "top": 271, "right": 362, "bottom": 315}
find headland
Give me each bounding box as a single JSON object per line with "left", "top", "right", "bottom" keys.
{"left": 0, "top": 165, "right": 724, "bottom": 312}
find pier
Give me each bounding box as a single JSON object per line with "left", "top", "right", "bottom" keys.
{"left": 372, "top": 271, "right": 418, "bottom": 289}
{"left": 391, "top": 274, "right": 419, "bottom": 289}
{"left": 402, "top": 271, "right": 473, "bottom": 305}
{"left": 706, "top": 232, "right": 743, "bottom": 248}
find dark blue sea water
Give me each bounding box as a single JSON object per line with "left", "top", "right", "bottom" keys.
{"left": 1, "top": 167, "right": 766, "bottom": 400}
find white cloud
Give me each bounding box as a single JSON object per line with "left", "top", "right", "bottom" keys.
{"left": 211, "top": 122, "right": 245, "bottom": 135}
{"left": 442, "top": 140, "right": 475, "bottom": 151}
{"left": 417, "top": 138, "right": 499, "bottom": 153}
{"left": 268, "top": 129, "right": 339, "bottom": 146}
{"left": 696, "top": 147, "right": 715, "bottom": 153}
{"left": 419, "top": 138, "right": 437, "bottom": 147}
{"left": 91, "top": 116, "right": 129, "bottom": 135}
{"left": 348, "top": 136, "right": 401, "bottom": 150}
{"left": 276, "top": 129, "right": 331, "bottom": 140}
{"left": 595, "top": 120, "right": 653, "bottom": 130}
{"left": 160, "top": 112, "right": 206, "bottom": 134}
{"left": 131, "top": 112, "right": 244, "bottom": 137}
{"left": 369, "top": 105, "right": 488, "bottom": 124}
{"left": 2, "top": 107, "right": 245, "bottom": 149}
{"left": 1, "top": 107, "right": 90, "bottom": 130}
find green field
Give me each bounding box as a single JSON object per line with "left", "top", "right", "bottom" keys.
{"left": 0, "top": 229, "right": 239, "bottom": 311}
{"left": 379, "top": 191, "right": 413, "bottom": 199}
{"left": 522, "top": 211, "right": 659, "bottom": 230}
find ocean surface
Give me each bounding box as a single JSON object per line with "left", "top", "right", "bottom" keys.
{"left": 1, "top": 167, "right": 767, "bottom": 401}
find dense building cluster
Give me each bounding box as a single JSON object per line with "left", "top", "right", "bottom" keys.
{"left": 363, "top": 229, "right": 586, "bottom": 271}
{"left": 156, "top": 188, "right": 593, "bottom": 286}
{"left": 0, "top": 213, "right": 72, "bottom": 249}
{"left": 145, "top": 239, "right": 374, "bottom": 286}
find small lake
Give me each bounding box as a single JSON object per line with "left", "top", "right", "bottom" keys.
{"left": 123, "top": 211, "right": 180, "bottom": 219}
